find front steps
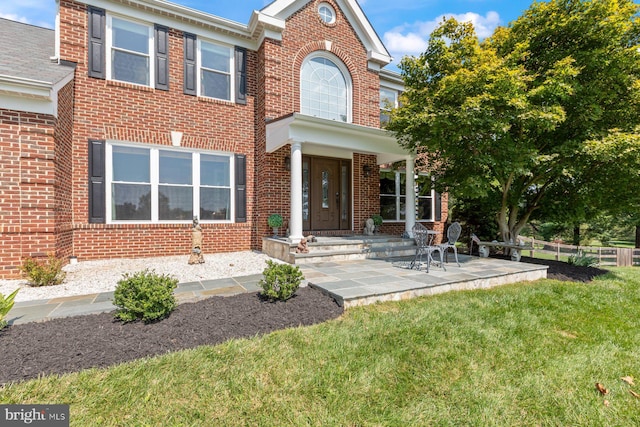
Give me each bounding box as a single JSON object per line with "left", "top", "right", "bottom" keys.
{"left": 262, "top": 235, "right": 417, "bottom": 264}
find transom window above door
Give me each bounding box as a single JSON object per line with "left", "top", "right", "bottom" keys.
{"left": 300, "top": 53, "right": 351, "bottom": 122}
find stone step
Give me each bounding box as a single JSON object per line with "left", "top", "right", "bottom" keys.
{"left": 292, "top": 242, "right": 418, "bottom": 264}
{"left": 302, "top": 237, "right": 415, "bottom": 254}
{"left": 262, "top": 235, "right": 419, "bottom": 265}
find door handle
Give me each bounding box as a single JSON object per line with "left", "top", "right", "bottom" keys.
{"left": 335, "top": 192, "right": 340, "bottom": 205}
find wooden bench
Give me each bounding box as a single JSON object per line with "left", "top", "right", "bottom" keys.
{"left": 471, "top": 234, "right": 533, "bottom": 262}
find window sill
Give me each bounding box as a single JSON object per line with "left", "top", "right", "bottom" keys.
{"left": 197, "top": 96, "right": 235, "bottom": 106}
{"left": 106, "top": 79, "right": 154, "bottom": 92}
{"left": 382, "top": 220, "right": 435, "bottom": 223}
{"left": 105, "top": 220, "right": 233, "bottom": 225}
{"left": 75, "top": 222, "right": 237, "bottom": 229}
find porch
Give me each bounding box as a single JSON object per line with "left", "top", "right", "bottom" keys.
{"left": 266, "top": 113, "right": 420, "bottom": 244}
{"left": 263, "top": 234, "right": 548, "bottom": 307}
{"left": 301, "top": 255, "right": 547, "bottom": 308}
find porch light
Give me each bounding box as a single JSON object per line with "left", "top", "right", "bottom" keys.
{"left": 284, "top": 156, "right": 291, "bottom": 171}
{"left": 362, "top": 164, "right": 372, "bottom": 177}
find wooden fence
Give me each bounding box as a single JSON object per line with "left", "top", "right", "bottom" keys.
{"left": 519, "top": 237, "right": 639, "bottom": 267}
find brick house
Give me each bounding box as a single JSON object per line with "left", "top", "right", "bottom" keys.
{"left": 0, "top": 0, "right": 448, "bottom": 278}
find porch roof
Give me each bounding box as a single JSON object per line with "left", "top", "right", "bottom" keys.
{"left": 265, "top": 113, "right": 411, "bottom": 164}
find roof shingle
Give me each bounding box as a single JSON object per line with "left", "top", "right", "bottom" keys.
{"left": 0, "top": 18, "right": 74, "bottom": 85}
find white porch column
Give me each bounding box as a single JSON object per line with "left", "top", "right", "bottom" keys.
{"left": 289, "top": 142, "right": 304, "bottom": 244}
{"left": 405, "top": 155, "right": 416, "bottom": 236}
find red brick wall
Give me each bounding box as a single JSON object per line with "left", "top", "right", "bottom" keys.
{"left": 72, "top": 223, "right": 252, "bottom": 258}
{"left": 58, "top": 0, "right": 258, "bottom": 261}
{"left": 255, "top": 37, "right": 287, "bottom": 241}
{"left": 55, "top": 80, "right": 75, "bottom": 262}
{"left": 0, "top": 109, "right": 58, "bottom": 277}
{"left": 354, "top": 153, "right": 380, "bottom": 232}
{"left": 0, "top": 109, "right": 24, "bottom": 277}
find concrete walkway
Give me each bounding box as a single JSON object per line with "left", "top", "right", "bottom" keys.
{"left": 6, "top": 255, "right": 547, "bottom": 325}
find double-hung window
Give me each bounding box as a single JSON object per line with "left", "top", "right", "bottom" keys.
{"left": 158, "top": 151, "right": 193, "bottom": 220}
{"left": 380, "top": 87, "right": 398, "bottom": 127}
{"left": 183, "top": 34, "right": 245, "bottom": 102}
{"left": 199, "top": 154, "right": 231, "bottom": 220}
{"left": 380, "top": 170, "right": 435, "bottom": 222}
{"left": 415, "top": 175, "right": 435, "bottom": 221}
{"left": 200, "top": 40, "right": 233, "bottom": 101}
{"left": 108, "top": 16, "right": 153, "bottom": 86}
{"left": 111, "top": 146, "right": 151, "bottom": 220}
{"left": 107, "top": 143, "right": 233, "bottom": 223}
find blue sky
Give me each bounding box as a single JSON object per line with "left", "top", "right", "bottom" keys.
{"left": 1, "top": 0, "right": 536, "bottom": 69}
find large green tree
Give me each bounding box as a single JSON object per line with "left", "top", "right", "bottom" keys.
{"left": 388, "top": 0, "right": 640, "bottom": 243}
{"left": 580, "top": 128, "right": 640, "bottom": 246}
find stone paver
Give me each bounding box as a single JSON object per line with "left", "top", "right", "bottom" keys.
{"left": 5, "top": 255, "right": 547, "bottom": 325}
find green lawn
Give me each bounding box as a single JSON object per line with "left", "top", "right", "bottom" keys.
{"left": 608, "top": 240, "right": 636, "bottom": 249}
{"left": 2, "top": 269, "right": 640, "bottom": 426}
{"left": 523, "top": 250, "right": 571, "bottom": 263}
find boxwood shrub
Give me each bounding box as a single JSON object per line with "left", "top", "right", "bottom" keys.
{"left": 258, "top": 260, "right": 303, "bottom": 301}
{"left": 113, "top": 269, "right": 178, "bottom": 323}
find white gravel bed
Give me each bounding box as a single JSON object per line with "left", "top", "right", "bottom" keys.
{"left": 0, "top": 251, "right": 282, "bottom": 302}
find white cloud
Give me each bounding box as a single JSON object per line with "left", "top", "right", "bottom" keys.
{"left": 384, "top": 31, "right": 429, "bottom": 56}
{"left": 457, "top": 11, "right": 500, "bottom": 38}
{"left": 0, "top": 13, "right": 29, "bottom": 23}
{"left": 0, "top": 1, "right": 56, "bottom": 28}
{"left": 383, "top": 11, "right": 501, "bottom": 62}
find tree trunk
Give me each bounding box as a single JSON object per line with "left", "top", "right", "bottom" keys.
{"left": 572, "top": 223, "right": 580, "bottom": 246}
{"left": 497, "top": 205, "right": 529, "bottom": 256}
{"left": 635, "top": 224, "right": 640, "bottom": 249}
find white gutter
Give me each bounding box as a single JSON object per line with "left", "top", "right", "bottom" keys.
{"left": 0, "top": 71, "right": 74, "bottom": 116}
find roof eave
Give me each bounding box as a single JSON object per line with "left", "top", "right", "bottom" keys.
{"left": 0, "top": 75, "right": 54, "bottom": 100}
{"left": 248, "top": 11, "right": 286, "bottom": 44}
{"left": 76, "top": 0, "right": 256, "bottom": 44}
{"left": 266, "top": 113, "right": 410, "bottom": 164}
{"left": 0, "top": 71, "right": 74, "bottom": 117}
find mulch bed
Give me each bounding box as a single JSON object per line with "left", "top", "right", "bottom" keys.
{"left": 517, "top": 256, "right": 609, "bottom": 283}
{"left": 0, "top": 258, "right": 610, "bottom": 386}
{"left": 0, "top": 287, "right": 342, "bottom": 386}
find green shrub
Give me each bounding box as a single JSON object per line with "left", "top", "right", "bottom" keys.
{"left": 113, "top": 269, "right": 178, "bottom": 323}
{"left": 371, "top": 214, "right": 383, "bottom": 227}
{"left": 258, "top": 260, "right": 303, "bottom": 301}
{"left": 0, "top": 289, "right": 19, "bottom": 329}
{"left": 267, "top": 213, "right": 284, "bottom": 228}
{"left": 19, "top": 253, "right": 66, "bottom": 287}
{"left": 567, "top": 250, "right": 599, "bottom": 267}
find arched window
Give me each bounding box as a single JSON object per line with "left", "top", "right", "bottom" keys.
{"left": 300, "top": 53, "right": 351, "bottom": 122}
